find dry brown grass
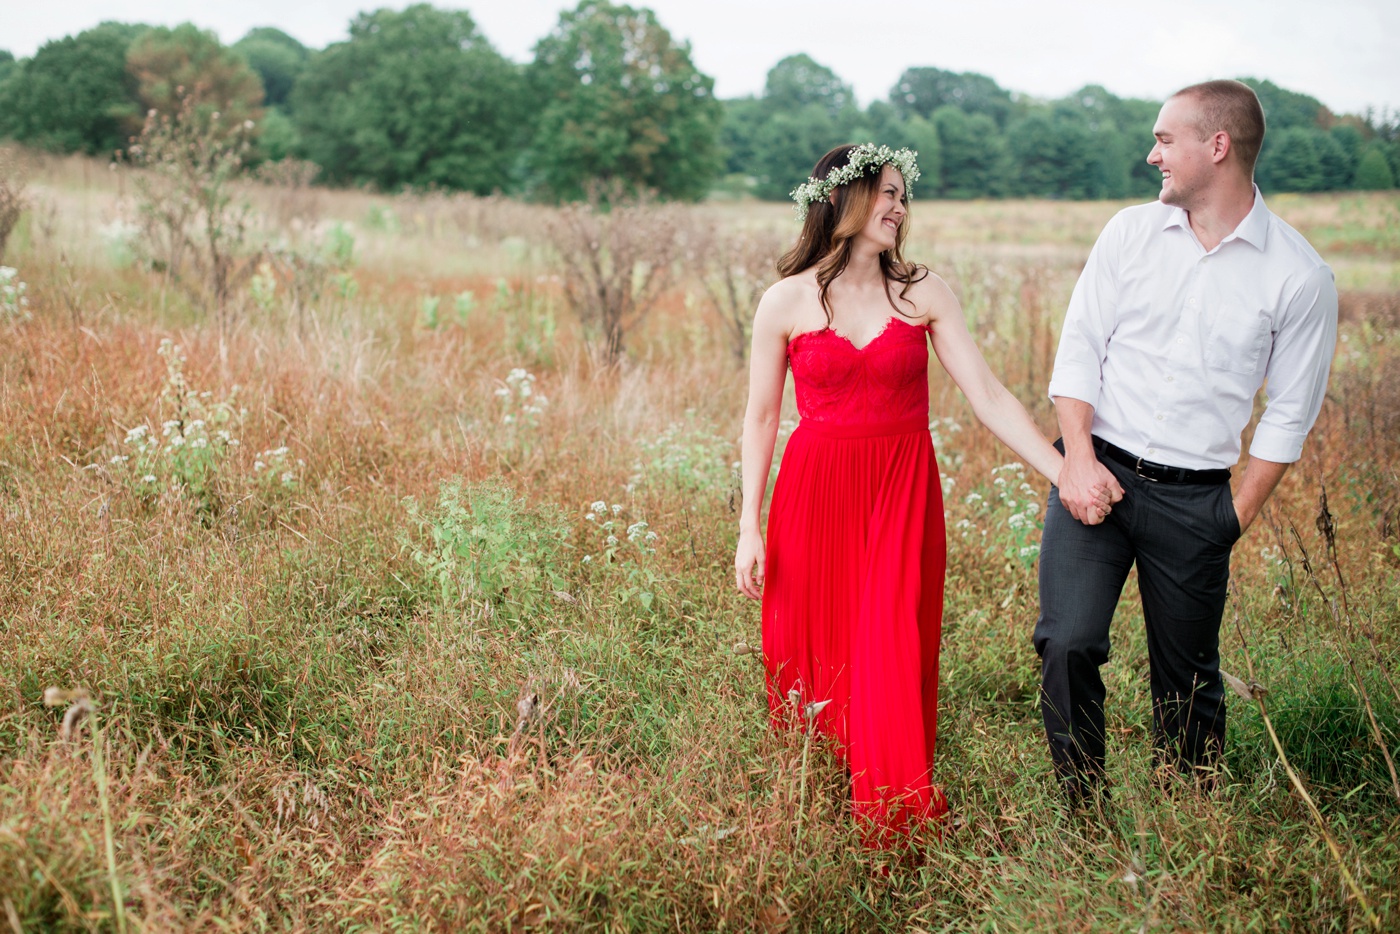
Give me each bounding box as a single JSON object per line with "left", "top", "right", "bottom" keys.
{"left": 0, "top": 151, "right": 1397, "bottom": 930}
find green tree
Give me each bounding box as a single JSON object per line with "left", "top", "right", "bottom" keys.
{"left": 0, "top": 22, "right": 147, "bottom": 154}
{"left": 1050, "top": 86, "right": 1155, "bottom": 198}
{"left": 1258, "top": 126, "right": 1323, "bottom": 192}
{"left": 128, "top": 24, "right": 265, "bottom": 131}
{"left": 748, "top": 103, "right": 842, "bottom": 200}
{"left": 932, "top": 105, "right": 1008, "bottom": 198}
{"left": 1329, "top": 123, "right": 1366, "bottom": 179}
{"left": 258, "top": 108, "right": 299, "bottom": 162}
{"left": 1353, "top": 145, "right": 1395, "bottom": 190}
{"left": 1240, "top": 77, "right": 1330, "bottom": 130}
{"left": 900, "top": 115, "right": 943, "bottom": 197}
{"left": 1007, "top": 111, "right": 1108, "bottom": 199}
{"left": 292, "top": 4, "right": 526, "bottom": 193}
{"left": 891, "top": 67, "right": 1014, "bottom": 128}
{"left": 1312, "top": 130, "right": 1352, "bottom": 190}
{"left": 526, "top": 0, "right": 721, "bottom": 201}
{"left": 763, "top": 54, "right": 853, "bottom": 118}
{"left": 719, "top": 96, "right": 766, "bottom": 176}
{"left": 0, "top": 51, "right": 16, "bottom": 85}
{"left": 233, "top": 27, "right": 308, "bottom": 109}
{"left": 858, "top": 102, "right": 942, "bottom": 197}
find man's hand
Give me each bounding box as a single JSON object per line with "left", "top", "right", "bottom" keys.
{"left": 1059, "top": 450, "right": 1123, "bottom": 526}
{"left": 1052, "top": 397, "right": 1124, "bottom": 526}
{"left": 1231, "top": 457, "right": 1290, "bottom": 537}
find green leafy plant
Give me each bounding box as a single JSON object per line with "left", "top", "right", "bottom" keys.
{"left": 403, "top": 479, "right": 570, "bottom": 617}
{"left": 0, "top": 265, "right": 29, "bottom": 319}
{"left": 581, "top": 498, "right": 662, "bottom": 612}
{"left": 951, "top": 461, "right": 1045, "bottom": 569}
{"left": 116, "top": 339, "right": 243, "bottom": 516}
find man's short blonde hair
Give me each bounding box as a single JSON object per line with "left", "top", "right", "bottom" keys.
{"left": 1172, "top": 79, "right": 1267, "bottom": 176}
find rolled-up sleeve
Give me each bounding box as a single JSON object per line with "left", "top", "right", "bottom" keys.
{"left": 1048, "top": 214, "right": 1121, "bottom": 409}
{"left": 1248, "top": 263, "right": 1339, "bottom": 463}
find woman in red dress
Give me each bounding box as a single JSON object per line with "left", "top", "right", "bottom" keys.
{"left": 734, "top": 143, "right": 1106, "bottom": 843}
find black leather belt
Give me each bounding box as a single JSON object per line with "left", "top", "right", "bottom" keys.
{"left": 1093, "top": 437, "right": 1231, "bottom": 485}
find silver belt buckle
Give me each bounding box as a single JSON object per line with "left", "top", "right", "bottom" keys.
{"left": 1134, "top": 456, "right": 1158, "bottom": 481}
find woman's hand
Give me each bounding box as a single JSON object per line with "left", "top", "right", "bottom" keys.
{"left": 735, "top": 528, "right": 767, "bottom": 600}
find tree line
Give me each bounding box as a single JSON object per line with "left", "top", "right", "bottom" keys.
{"left": 1, "top": 1, "right": 1397, "bottom": 202}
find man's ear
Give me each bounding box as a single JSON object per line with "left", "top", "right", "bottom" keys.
{"left": 1211, "top": 130, "right": 1232, "bottom": 165}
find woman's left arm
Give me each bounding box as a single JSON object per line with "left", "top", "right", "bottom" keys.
{"left": 921, "top": 275, "right": 1065, "bottom": 486}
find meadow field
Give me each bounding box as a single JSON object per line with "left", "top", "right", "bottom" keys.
{"left": 1, "top": 149, "right": 1398, "bottom": 931}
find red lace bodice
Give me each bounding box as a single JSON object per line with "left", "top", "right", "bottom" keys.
{"left": 787, "top": 317, "right": 932, "bottom": 427}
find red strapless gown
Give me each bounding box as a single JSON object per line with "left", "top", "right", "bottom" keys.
{"left": 763, "top": 316, "right": 948, "bottom": 842}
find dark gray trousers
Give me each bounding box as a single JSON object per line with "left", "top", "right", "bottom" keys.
{"left": 1034, "top": 451, "right": 1241, "bottom": 799}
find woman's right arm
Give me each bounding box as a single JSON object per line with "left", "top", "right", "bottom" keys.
{"left": 735, "top": 287, "right": 793, "bottom": 600}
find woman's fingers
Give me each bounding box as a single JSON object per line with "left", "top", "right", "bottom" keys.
{"left": 1089, "top": 482, "right": 1124, "bottom": 506}
{"left": 735, "top": 562, "right": 763, "bottom": 600}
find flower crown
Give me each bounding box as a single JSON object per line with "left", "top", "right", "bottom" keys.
{"left": 789, "top": 143, "right": 920, "bottom": 222}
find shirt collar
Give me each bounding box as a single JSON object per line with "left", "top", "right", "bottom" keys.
{"left": 1229, "top": 186, "right": 1270, "bottom": 250}
{"left": 1160, "top": 185, "right": 1271, "bottom": 251}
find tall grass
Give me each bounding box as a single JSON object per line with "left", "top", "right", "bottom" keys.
{"left": 0, "top": 149, "right": 1397, "bottom": 930}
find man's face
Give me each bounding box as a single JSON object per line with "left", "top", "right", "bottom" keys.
{"left": 1146, "top": 95, "right": 1216, "bottom": 209}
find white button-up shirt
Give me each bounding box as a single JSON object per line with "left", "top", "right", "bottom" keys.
{"left": 1049, "top": 188, "right": 1338, "bottom": 470}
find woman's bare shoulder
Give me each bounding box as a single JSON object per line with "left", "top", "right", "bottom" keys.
{"left": 903, "top": 268, "right": 959, "bottom": 318}
{"left": 762, "top": 269, "right": 817, "bottom": 303}
{"left": 756, "top": 270, "right": 816, "bottom": 326}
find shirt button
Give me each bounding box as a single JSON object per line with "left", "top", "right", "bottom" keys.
{"left": 1188, "top": 298, "right": 1198, "bottom": 306}
{"left": 1166, "top": 375, "right": 1175, "bottom": 382}
{"left": 1176, "top": 338, "right": 1184, "bottom": 344}
{"left": 1156, "top": 414, "right": 1165, "bottom": 421}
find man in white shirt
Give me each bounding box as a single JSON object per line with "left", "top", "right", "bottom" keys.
{"left": 1037, "top": 79, "right": 1338, "bottom": 805}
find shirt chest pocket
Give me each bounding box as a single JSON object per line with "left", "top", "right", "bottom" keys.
{"left": 1205, "top": 311, "right": 1271, "bottom": 375}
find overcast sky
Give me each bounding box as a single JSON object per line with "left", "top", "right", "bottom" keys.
{"left": 6, "top": 0, "right": 1398, "bottom": 116}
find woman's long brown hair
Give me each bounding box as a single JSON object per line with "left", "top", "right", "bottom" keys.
{"left": 776, "top": 144, "right": 928, "bottom": 325}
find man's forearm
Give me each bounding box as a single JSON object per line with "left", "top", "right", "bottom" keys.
{"left": 1233, "top": 457, "right": 1290, "bottom": 533}
{"left": 1054, "top": 397, "right": 1098, "bottom": 460}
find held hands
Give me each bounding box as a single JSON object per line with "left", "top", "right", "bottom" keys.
{"left": 735, "top": 528, "right": 766, "bottom": 600}
{"left": 1059, "top": 452, "right": 1124, "bottom": 526}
